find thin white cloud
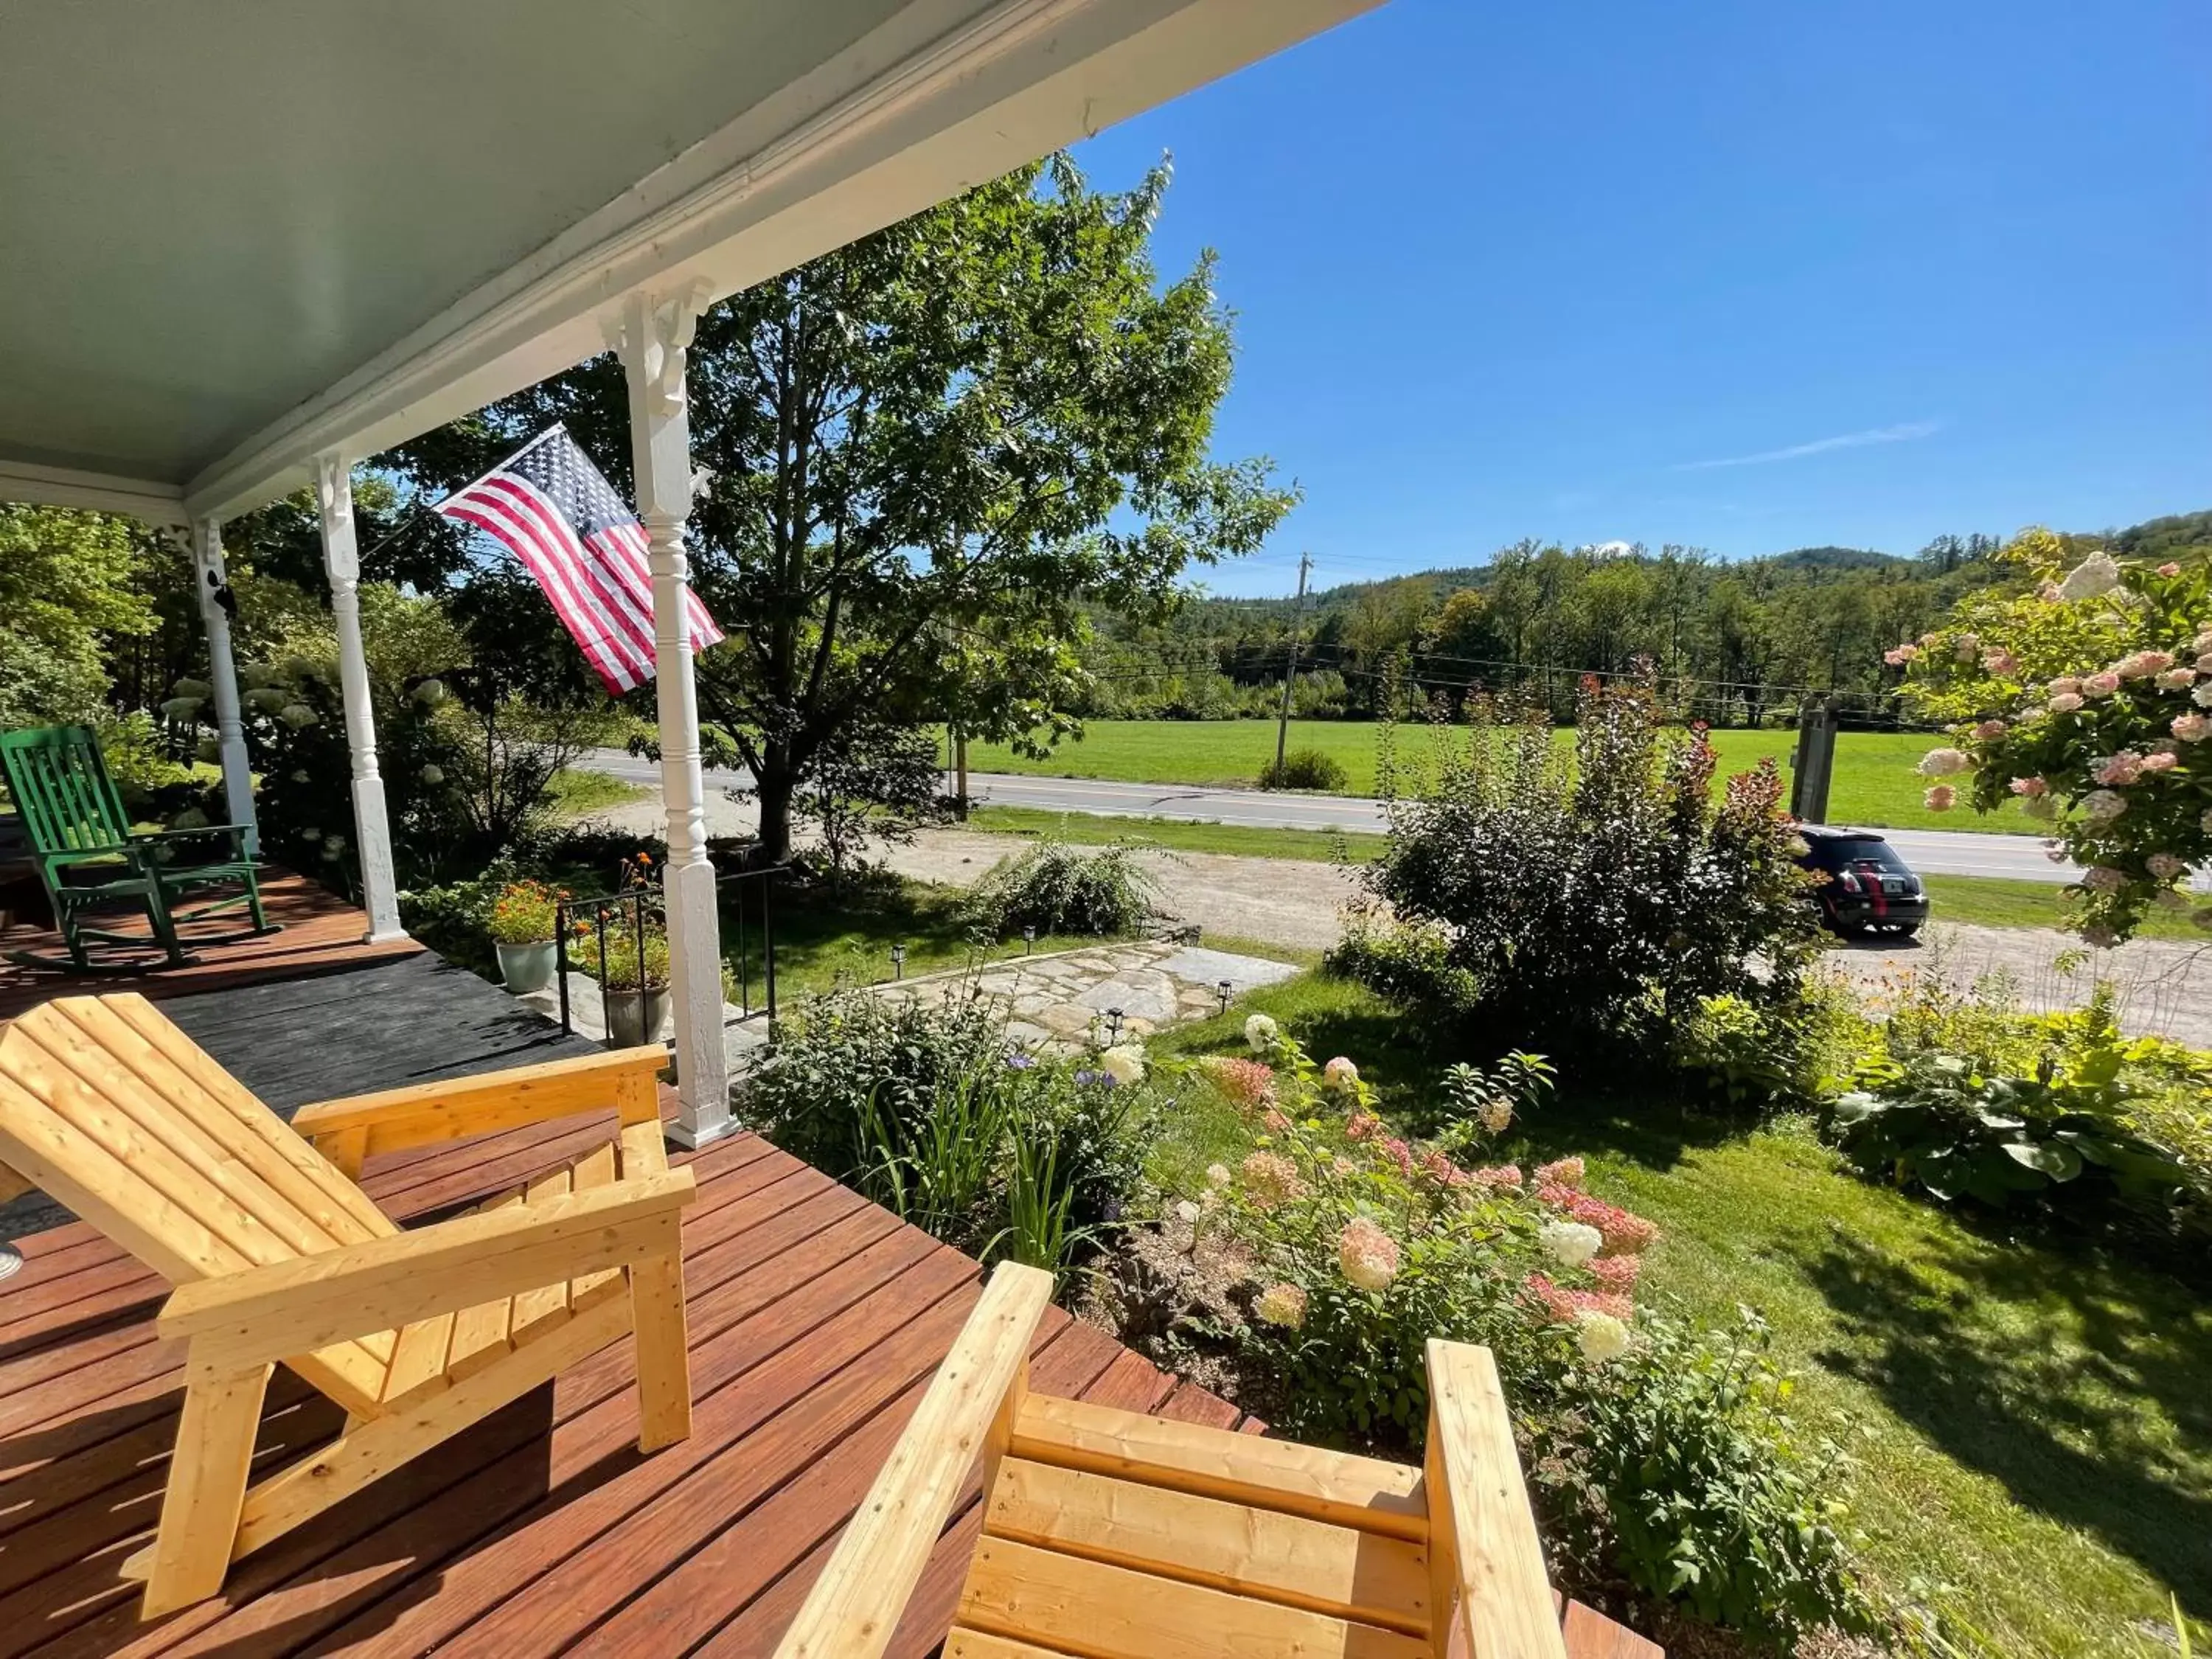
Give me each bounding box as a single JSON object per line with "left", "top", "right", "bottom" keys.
{"left": 1674, "top": 421, "right": 1941, "bottom": 471}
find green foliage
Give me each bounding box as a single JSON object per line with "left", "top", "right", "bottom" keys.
{"left": 965, "top": 838, "right": 1157, "bottom": 938}
{"left": 386, "top": 154, "right": 1292, "bottom": 863}
{"left": 1670, "top": 981, "right": 1861, "bottom": 1113}
{"left": 395, "top": 872, "right": 507, "bottom": 978}
{"left": 748, "top": 988, "right": 1146, "bottom": 1276}
{"left": 593, "top": 926, "right": 670, "bottom": 992}
{"left": 0, "top": 506, "right": 158, "bottom": 729}
{"left": 1530, "top": 1309, "right": 1868, "bottom": 1645}
{"left": 1827, "top": 1046, "right": 2190, "bottom": 1212}
{"left": 1256, "top": 745, "right": 1349, "bottom": 791}
{"left": 1336, "top": 676, "right": 1823, "bottom": 1075}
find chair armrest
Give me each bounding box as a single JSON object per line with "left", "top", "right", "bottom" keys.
{"left": 773, "top": 1261, "right": 1054, "bottom": 1659}
{"left": 157, "top": 1166, "right": 695, "bottom": 1367}
{"left": 1423, "top": 1340, "right": 1569, "bottom": 1659}
{"left": 292, "top": 1045, "right": 667, "bottom": 1164}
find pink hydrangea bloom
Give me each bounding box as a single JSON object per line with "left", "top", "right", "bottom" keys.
{"left": 2147, "top": 853, "right": 2188, "bottom": 881}
{"left": 1884, "top": 644, "right": 1919, "bottom": 666}
{"left": 1471, "top": 1164, "right": 1524, "bottom": 1190}
{"left": 2140, "top": 751, "right": 2179, "bottom": 773}
{"left": 1971, "top": 720, "right": 2006, "bottom": 740}
{"left": 1337, "top": 1218, "right": 1401, "bottom": 1292}
{"left": 2094, "top": 751, "right": 2146, "bottom": 785}
{"left": 2115, "top": 650, "right": 2174, "bottom": 680}
{"left": 2049, "top": 692, "right": 2085, "bottom": 714}
{"left": 1378, "top": 1136, "right": 1416, "bottom": 1178}
{"left": 1344, "top": 1111, "right": 1378, "bottom": 1141}
{"left": 1587, "top": 1253, "right": 1644, "bottom": 1292}
{"left": 1924, "top": 785, "right": 1956, "bottom": 811}
{"left": 2009, "top": 776, "right": 2051, "bottom": 797}
{"left": 1206, "top": 1057, "right": 1276, "bottom": 1109}
{"left": 2157, "top": 561, "right": 2184, "bottom": 577}
{"left": 1533, "top": 1156, "right": 1585, "bottom": 1189}
{"left": 1262, "top": 1107, "right": 1291, "bottom": 1134}
{"left": 2083, "top": 672, "right": 2122, "bottom": 698}
{"left": 1239, "top": 1151, "right": 1304, "bottom": 1210}
{"left": 2173, "top": 713, "right": 2211, "bottom": 744}
{"left": 1565, "top": 1194, "right": 1660, "bottom": 1255}
{"left": 1523, "top": 1273, "right": 1635, "bottom": 1325}
{"left": 1981, "top": 648, "right": 2020, "bottom": 675}
{"left": 2048, "top": 677, "right": 2082, "bottom": 697}
{"left": 2157, "top": 668, "right": 2198, "bottom": 691}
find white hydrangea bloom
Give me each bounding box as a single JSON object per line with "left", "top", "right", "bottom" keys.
{"left": 2057, "top": 553, "right": 2122, "bottom": 601}
{"left": 1574, "top": 1310, "right": 1632, "bottom": 1364}
{"left": 1242, "top": 1013, "right": 1279, "bottom": 1053}
{"left": 1540, "top": 1220, "right": 1604, "bottom": 1268}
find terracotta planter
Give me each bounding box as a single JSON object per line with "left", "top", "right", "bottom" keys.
{"left": 604, "top": 987, "right": 671, "bottom": 1048}
{"left": 495, "top": 939, "right": 557, "bottom": 995}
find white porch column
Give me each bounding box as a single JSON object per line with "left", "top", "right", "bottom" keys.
{"left": 312, "top": 453, "right": 406, "bottom": 943}
{"left": 189, "top": 517, "right": 258, "bottom": 853}
{"left": 613, "top": 282, "right": 730, "bottom": 1148}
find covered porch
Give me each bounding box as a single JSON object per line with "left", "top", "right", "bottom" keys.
{"left": 0, "top": 0, "right": 1380, "bottom": 1147}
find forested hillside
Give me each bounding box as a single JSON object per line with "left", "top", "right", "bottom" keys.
{"left": 1072, "top": 518, "right": 2211, "bottom": 727}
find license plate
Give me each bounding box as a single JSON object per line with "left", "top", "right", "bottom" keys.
{"left": 1881, "top": 878, "right": 1906, "bottom": 896}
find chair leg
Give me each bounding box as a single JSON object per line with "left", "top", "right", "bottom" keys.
{"left": 630, "top": 1247, "right": 692, "bottom": 1452}
{"left": 145, "top": 891, "right": 189, "bottom": 969}
{"left": 142, "top": 1362, "right": 271, "bottom": 1619}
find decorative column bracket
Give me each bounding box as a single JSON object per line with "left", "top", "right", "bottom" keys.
{"left": 187, "top": 518, "right": 260, "bottom": 855}
{"left": 611, "top": 281, "right": 732, "bottom": 1149}
{"left": 312, "top": 453, "right": 406, "bottom": 944}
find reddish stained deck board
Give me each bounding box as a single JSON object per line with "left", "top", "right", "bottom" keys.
{"left": 0, "top": 874, "right": 419, "bottom": 1026}
{"left": 0, "top": 1098, "right": 1248, "bottom": 1658}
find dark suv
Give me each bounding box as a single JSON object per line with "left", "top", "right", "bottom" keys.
{"left": 1797, "top": 826, "right": 1930, "bottom": 937}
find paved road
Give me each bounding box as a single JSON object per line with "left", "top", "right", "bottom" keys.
{"left": 585, "top": 750, "right": 2100, "bottom": 884}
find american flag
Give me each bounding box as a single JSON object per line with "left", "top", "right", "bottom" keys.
{"left": 433, "top": 425, "right": 723, "bottom": 694}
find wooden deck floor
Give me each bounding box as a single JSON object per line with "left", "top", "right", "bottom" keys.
{"left": 0, "top": 873, "right": 420, "bottom": 1026}
{"left": 0, "top": 929, "right": 1242, "bottom": 1657}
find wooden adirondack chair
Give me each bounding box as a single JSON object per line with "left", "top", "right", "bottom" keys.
{"left": 0, "top": 724, "right": 272, "bottom": 970}
{"left": 0, "top": 993, "right": 697, "bottom": 1618}
{"left": 777, "top": 1262, "right": 1659, "bottom": 1659}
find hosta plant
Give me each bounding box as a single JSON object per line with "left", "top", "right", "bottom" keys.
{"left": 1827, "top": 1048, "right": 2188, "bottom": 1211}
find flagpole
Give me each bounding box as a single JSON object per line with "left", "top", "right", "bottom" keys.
{"left": 344, "top": 423, "right": 572, "bottom": 575}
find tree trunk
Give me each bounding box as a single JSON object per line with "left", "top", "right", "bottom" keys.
{"left": 754, "top": 745, "right": 798, "bottom": 866}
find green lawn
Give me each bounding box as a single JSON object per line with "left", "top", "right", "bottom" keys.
{"left": 964, "top": 803, "right": 1385, "bottom": 863}
{"left": 1921, "top": 874, "right": 2205, "bottom": 940}
{"left": 547, "top": 765, "right": 650, "bottom": 819}
{"left": 961, "top": 720, "right": 2037, "bottom": 835}
{"left": 1148, "top": 973, "right": 2211, "bottom": 1659}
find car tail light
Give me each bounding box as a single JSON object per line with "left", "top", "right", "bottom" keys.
{"left": 1837, "top": 869, "right": 1862, "bottom": 894}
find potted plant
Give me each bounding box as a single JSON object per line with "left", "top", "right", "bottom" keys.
{"left": 597, "top": 926, "right": 672, "bottom": 1047}
{"left": 487, "top": 880, "right": 563, "bottom": 994}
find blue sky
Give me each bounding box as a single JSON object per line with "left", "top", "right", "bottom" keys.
{"left": 1074, "top": 0, "right": 2212, "bottom": 597}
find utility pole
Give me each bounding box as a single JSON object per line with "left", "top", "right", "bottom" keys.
{"left": 1273, "top": 551, "right": 1313, "bottom": 780}
{"left": 1790, "top": 695, "right": 1839, "bottom": 823}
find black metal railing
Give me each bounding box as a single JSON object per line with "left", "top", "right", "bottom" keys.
{"left": 554, "top": 865, "right": 785, "bottom": 1045}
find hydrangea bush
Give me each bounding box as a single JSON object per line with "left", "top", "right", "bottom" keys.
{"left": 1890, "top": 531, "right": 2211, "bottom": 942}
{"left": 1197, "top": 1020, "right": 1868, "bottom": 1644}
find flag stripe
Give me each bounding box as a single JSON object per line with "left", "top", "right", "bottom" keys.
{"left": 442, "top": 501, "right": 637, "bottom": 691}
{"left": 450, "top": 481, "right": 652, "bottom": 686}
{"left": 473, "top": 476, "right": 658, "bottom": 671}
{"left": 432, "top": 425, "right": 725, "bottom": 696}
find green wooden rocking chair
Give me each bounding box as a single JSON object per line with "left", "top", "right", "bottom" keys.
{"left": 0, "top": 725, "right": 274, "bottom": 972}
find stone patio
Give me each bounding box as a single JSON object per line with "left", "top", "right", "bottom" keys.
{"left": 870, "top": 941, "right": 1299, "bottom": 1054}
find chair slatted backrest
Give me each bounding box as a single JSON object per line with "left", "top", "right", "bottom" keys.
{"left": 0, "top": 726, "right": 133, "bottom": 855}
{"left": 0, "top": 994, "right": 401, "bottom": 1413}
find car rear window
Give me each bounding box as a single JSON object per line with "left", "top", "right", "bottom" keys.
{"left": 1812, "top": 837, "right": 1912, "bottom": 873}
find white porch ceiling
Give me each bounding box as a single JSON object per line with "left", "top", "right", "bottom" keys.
{"left": 0, "top": 0, "right": 1378, "bottom": 524}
